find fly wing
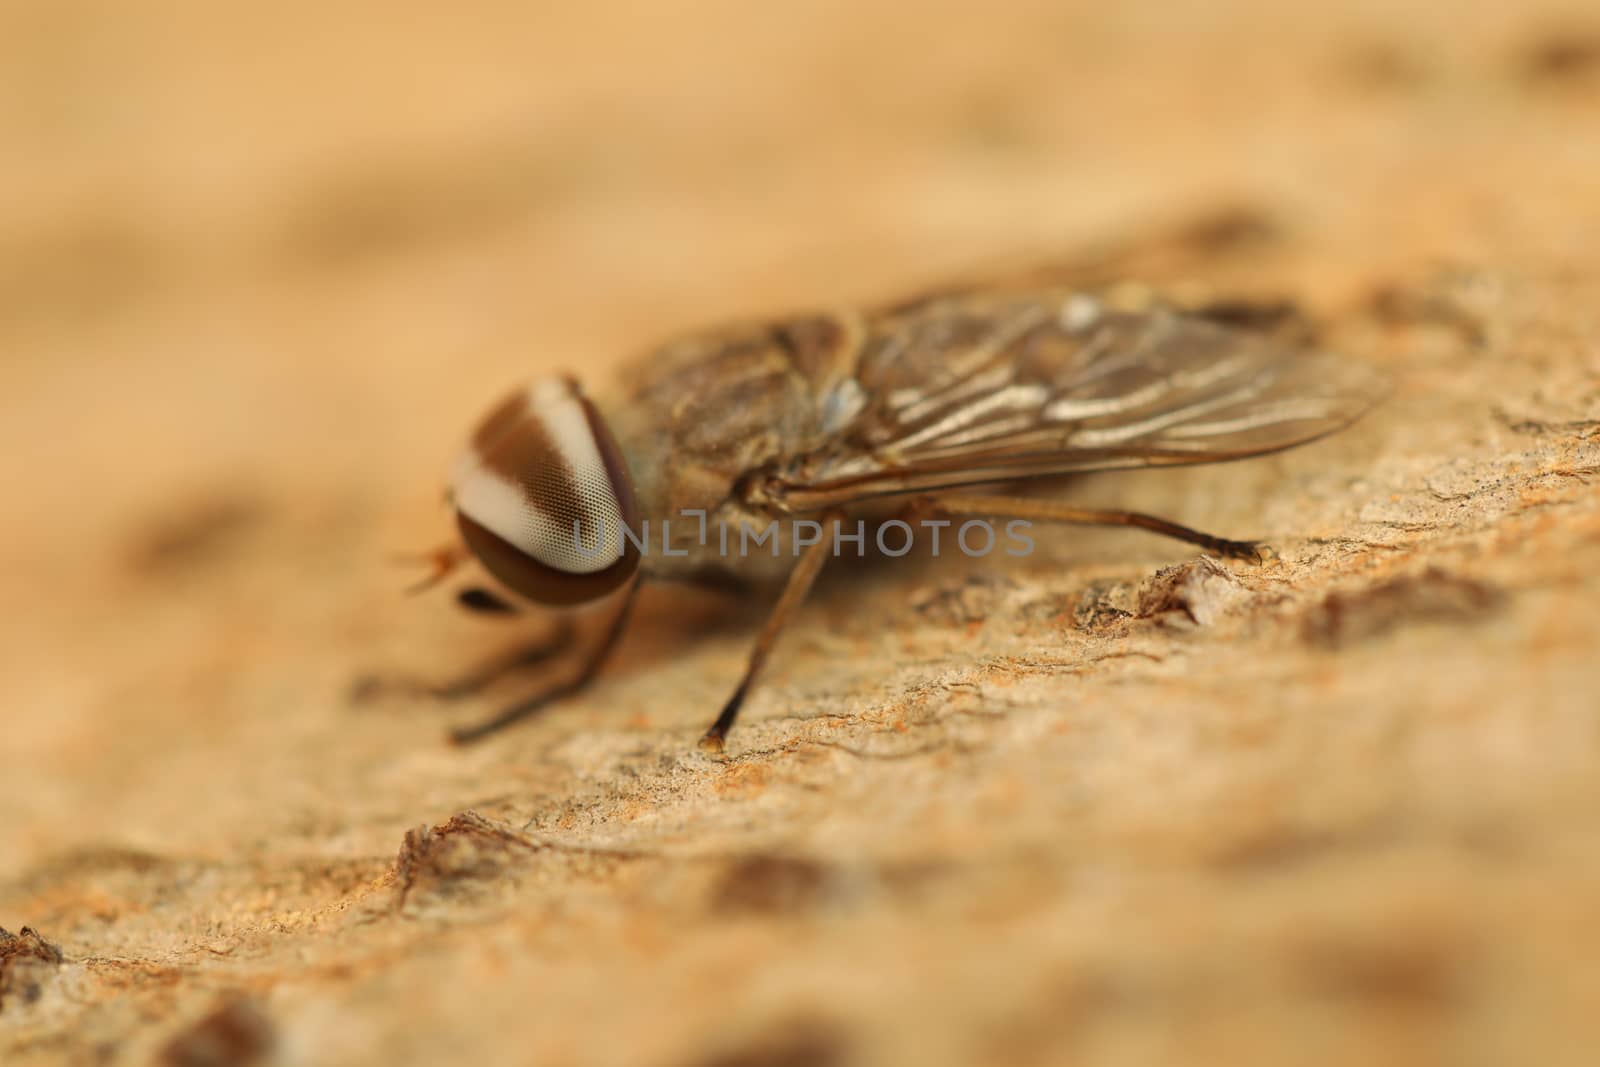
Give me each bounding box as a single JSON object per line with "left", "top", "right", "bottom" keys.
{"left": 774, "top": 292, "right": 1385, "bottom": 508}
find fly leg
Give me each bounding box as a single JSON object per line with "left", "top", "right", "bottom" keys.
{"left": 429, "top": 616, "right": 578, "bottom": 701}
{"left": 348, "top": 617, "right": 575, "bottom": 707}
{"left": 921, "top": 494, "right": 1265, "bottom": 560}
{"left": 449, "top": 580, "right": 641, "bottom": 745}
{"left": 349, "top": 584, "right": 572, "bottom": 705}
{"left": 699, "top": 511, "right": 842, "bottom": 754}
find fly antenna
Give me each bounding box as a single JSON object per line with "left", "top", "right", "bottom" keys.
{"left": 392, "top": 542, "right": 468, "bottom": 596}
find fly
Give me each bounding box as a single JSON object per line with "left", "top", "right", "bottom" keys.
{"left": 408, "top": 286, "right": 1383, "bottom": 751}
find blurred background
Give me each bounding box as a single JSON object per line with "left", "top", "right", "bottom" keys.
{"left": 5, "top": 1, "right": 1600, "bottom": 1064}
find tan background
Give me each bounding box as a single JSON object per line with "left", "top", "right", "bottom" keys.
{"left": 4, "top": 2, "right": 1600, "bottom": 1064}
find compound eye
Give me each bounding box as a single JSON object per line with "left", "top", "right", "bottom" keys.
{"left": 451, "top": 378, "right": 640, "bottom": 606}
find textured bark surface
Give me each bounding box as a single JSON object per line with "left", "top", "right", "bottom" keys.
{"left": 4, "top": 3, "right": 1600, "bottom": 1065}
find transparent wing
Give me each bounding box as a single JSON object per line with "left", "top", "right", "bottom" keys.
{"left": 773, "top": 293, "right": 1386, "bottom": 509}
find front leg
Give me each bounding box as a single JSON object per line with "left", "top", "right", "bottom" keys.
{"left": 449, "top": 580, "right": 641, "bottom": 745}
{"left": 429, "top": 617, "right": 577, "bottom": 700}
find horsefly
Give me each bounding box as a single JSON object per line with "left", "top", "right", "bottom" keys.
{"left": 409, "top": 285, "right": 1383, "bottom": 752}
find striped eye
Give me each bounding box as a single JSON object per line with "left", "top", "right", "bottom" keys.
{"left": 450, "top": 377, "right": 640, "bottom": 606}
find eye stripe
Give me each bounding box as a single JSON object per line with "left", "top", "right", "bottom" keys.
{"left": 471, "top": 386, "right": 531, "bottom": 453}
{"left": 452, "top": 378, "right": 634, "bottom": 584}
{"left": 452, "top": 385, "right": 530, "bottom": 489}
{"left": 457, "top": 512, "right": 637, "bottom": 607}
